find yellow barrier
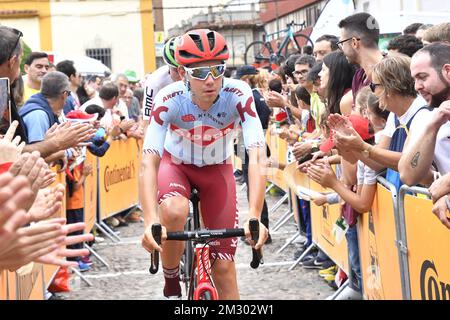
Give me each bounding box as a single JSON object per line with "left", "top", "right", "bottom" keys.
{"left": 265, "top": 129, "right": 288, "bottom": 191}
{"left": 84, "top": 151, "right": 98, "bottom": 233}
{"left": 98, "top": 139, "right": 139, "bottom": 220}
{"left": 309, "top": 180, "right": 350, "bottom": 274}
{"left": 357, "top": 180, "right": 402, "bottom": 300}
{"left": 399, "top": 187, "right": 450, "bottom": 300}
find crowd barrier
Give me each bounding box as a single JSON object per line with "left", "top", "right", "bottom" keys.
{"left": 264, "top": 129, "right": 449, "bottom": 300}
{"left": 1, "top": 138, "right": 141, "bottom": 300}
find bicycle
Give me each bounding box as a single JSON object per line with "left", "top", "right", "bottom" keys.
{"left": 244, "top": 20, "right": 314, "bottom": 69}
{"left": 149, "top": 189, "right": 263, "bottom": 300}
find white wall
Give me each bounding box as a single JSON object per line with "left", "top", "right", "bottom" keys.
{"left": 50, "top": 0, "right": 145, "bottom": 77}
{"left": 1, "top": 17, "right": 41, "bottom": 51}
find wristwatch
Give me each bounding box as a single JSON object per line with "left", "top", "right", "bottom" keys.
{"left": 362, "top": 144, "right": 373, "bottom": 158}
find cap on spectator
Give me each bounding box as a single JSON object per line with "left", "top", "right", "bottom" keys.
{"left": 124, "top": 70, "right": 139, "bottom": 83}
{"left": 234, "top": 65, "right": 258, "bottom": 79}
{"left": 319, "top": 115, "right": 373, "bottom": 153}
{"left": 274, "top": 110, "right": 288, "bottom": 123}
{"left": 66, "top": 110, "right": 98, "bottom": 123}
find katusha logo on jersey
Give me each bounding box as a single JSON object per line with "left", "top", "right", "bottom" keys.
{"left": 170, "top": 122, "right": 234, "bottom": 147}
{"left": 420, "top": 260, "right": 450, "bottom": 300}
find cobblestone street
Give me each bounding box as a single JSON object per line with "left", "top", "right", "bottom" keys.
{"left": 60, "top": 182, "right": 334, "bottom": 300}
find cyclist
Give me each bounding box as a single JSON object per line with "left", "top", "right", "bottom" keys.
{"left": 142, "top": 36, "right": 182, "bottom": 129}
{"left": 140, "top": 29, "right": 269, "bottom": 300}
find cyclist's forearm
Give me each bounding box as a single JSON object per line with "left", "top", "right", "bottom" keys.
{"left": 139, "top": 154, "right": 161, "bottom": 228}
{"left": 247, "top": 147, "right": 267, "bottom": 220}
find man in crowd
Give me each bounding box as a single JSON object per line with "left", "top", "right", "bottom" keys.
{"left": 23, "top": 52, "right": 50, "bottom": 102}
{"left": 313, "top": 34, "right": 339, "bottom": 62}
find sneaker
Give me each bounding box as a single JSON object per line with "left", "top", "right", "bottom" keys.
{"left": 295, "top": 247, "right": 317, "bottom": 261}
{"left": 301, "top": 257, "right": 323, "bottom": 269}
{"left": 335, "top": 268, "right": 348, "bottom": 288}
{"left": 333, "top": 286, "right": 362, "bottom": 300}
{"left": 95, "top": 236, "right": 105, "bottom": 243}
{"left": 319, "top": 265, "right": 337, "bottom": 278}
{"left": 292, "top": 234, "right": 307, "bottom": 244}
{"left": 77, "top": 261, "right": 91, "bottom": 272}
{"left": 310, "top": 256, "right": 334, "bottom": 269}
{"left": 106, "top": 217, "right": 119, "bottom": 228}
{"left": 323, "top": 274, "right": 336, "bottom": 282}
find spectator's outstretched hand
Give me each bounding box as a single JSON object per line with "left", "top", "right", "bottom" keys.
{"left": 35, "top": 221, "right": 94, "bottom": 267}
{"left": 431, "top": 195, "right": 450, "bottom": 229}
{"left": 0, "top": 121, "right": 26, "bottom": 165}
{"left": 265, "top": 91, "right": 287, "bottom": 108}
{"left": 307, "top": 158, "right": 337, "bottom": 189}
{"left": 28, "top": 183, "right": 65, "bottom": 222}
{"left": 0, "top": 173, "right": 34, "bottom": 255}
{"left": 429, "top": 173, "right": 450, "bottom": 203}
{"left": 429, "top": 100, "right": 450, "bottom": 128}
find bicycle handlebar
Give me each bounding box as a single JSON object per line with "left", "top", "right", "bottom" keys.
{"left": 149, "top": 223, "right": 162, "bottom": 274}
{"left": 148, "top": 218, "right": 264, "bottom": 274}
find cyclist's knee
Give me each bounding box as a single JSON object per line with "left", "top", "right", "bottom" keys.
{"left": 212, "top": 259, "right": 236, "bottom": 280}
{"left": 160, "top": 196, "right": 189, "bottom": 228}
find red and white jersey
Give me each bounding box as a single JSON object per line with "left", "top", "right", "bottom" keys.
{"left": 143, "top": 78, "right": 265, "bottom": 167}
{"left": 142, "top": 65, "right": 174, "bottom": 121}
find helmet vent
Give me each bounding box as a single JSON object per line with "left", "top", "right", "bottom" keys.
{"left": 207, "top": 31, "right": 216, "bottom": 51}
{"left": 189, "top": 34, "right": 204, "bottom": 52}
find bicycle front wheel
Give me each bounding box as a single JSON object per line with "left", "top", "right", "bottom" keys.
{"left": 244, "top": 41, "right": 272, "bottom": 67}
{"left": 284, "top": 34, "right": 315, "bottom": 57}
{"left": 200, "top": 290, "right": 213, "bottom": 300}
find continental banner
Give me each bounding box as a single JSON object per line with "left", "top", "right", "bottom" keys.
{"left": 357, "top": 182, "right": 402, "bottom": 300}
{"left": 98, "top": 139, "right": 139, "bottom": 220}
{"left": 84, "top": 151, "right": 98, "bottom": 232}
{"left": 402, "top": 192, "right": 450, "bottom": 300}
{"left": 309, "top": 180, "right": 349, "bottom": 274}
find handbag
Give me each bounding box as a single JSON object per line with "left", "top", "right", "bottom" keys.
{"left": 341, "top": 201, "right": 359, "bottom": 227}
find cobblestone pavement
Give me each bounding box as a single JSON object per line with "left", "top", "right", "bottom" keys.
{"left": 59, "top": 182, "right": 334, "bottom": 300}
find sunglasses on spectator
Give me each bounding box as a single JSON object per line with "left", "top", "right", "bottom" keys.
{"left": 292, "top": 70, "right": 309, "bottom": 77}
{"left": 369, "top": 82, "right": 381, "bottom": 93}
{"left": 8, "top": 28, "right": 23, "bottom": 60}
{"left": 337, "top": 37, "right": 360, "bottom": 50}
{"left": 184, "top": 64, "right": 226, "bottom": 80}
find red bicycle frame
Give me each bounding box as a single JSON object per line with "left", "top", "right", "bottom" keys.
{"left": 193, "top": 244, "right": 218, "bottom": 300}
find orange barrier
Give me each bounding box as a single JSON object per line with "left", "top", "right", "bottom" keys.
{"left": 14, "top": 264, "right": 45, "bottom": 300}
{"left": 98, "top": 139, "right": 139, "bottom": 220}
{"left": 309, "top": 179, "right": 350, "bottom": 274}
{"left": 0, "top": 270, "right": 7, "bottom": 300}
{"left": 399, "top": 186, "right": 450, "bottom": 300}
{"left": 265, "top": 129, "right": 288, "bottom": 191}
{"left": 84, "top": 151, "right": 98, "bottom": 232}
{"left": 357, "top": 178, "right": 402, "bottom": 300}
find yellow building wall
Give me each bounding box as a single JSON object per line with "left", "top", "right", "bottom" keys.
{"left": 0, "top": 0, "right": 52, "bottom": 51}
{"left": 140, "top": 0, "right": 157, "bottom": 73}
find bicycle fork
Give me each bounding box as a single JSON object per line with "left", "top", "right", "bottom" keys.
{"left": 193, "top": 244, "right": 218, "bottom": 300}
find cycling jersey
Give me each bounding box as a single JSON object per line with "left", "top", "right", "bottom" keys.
{"left": 143, "top": 78, "right": 266, "bottom": 167}
{"left": 142, "top": 65, "right": 174, "bottom": 121}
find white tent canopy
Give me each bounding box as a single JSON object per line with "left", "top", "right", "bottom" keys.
{"left": 49, "top": 52, "right": 111, "bottom": 76}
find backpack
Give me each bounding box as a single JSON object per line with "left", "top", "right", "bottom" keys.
{"left": 385, "top": 106, "right": 430, "bottom": 190}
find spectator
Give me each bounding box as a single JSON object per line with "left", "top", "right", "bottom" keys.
{"left": 415, "top": 23, "right": 433, "bottom": 41}
{"left": 313, "top": 34, "right": 339, "bottom": 61}
{"left": 318, "top": 51, "right": 356, "bottom": 115}
{"left": 403, "top": 22, "right": 424, "bottom": 35}
{"left": 399, "top": 43, "right": 450, "bottom": 189}
{"left": 333, "top": 55, "right": 430, "bottom": 191}
{"left": 0, "top": 26, "right": 94, "bottom": 161}
{"left": 23, "top": 52, "right": 49, "bottom": 102}
{"left": 115, "top": 73, "right": 131, "bottom": 119}
{"left": 387, "top": 35, "right": 424, "bottom": 57}
{"left": 19, "top": 71, "right": 71, "bottom": 144}
{"left": 301, "top": 45, "right": 313, "bottom": 55}
{"left": 338, "top": 13, "right": 384, "bottom": 107}
{"left": 293, "top": 55, "right": 316, "bottom": 87}
{"left": 282, "top": 54, "right": 302, "bottom": 84}
{"left": 123, "top": 88, "right": 141, "bottom": 121}
{"left": 422, "top": 22, "right": 450, "bottom": 45}
{"left": 124, "top": 70, "right": 140, "bottom": 91}
{"left": 56, "top": 60, "right": 81, "bottom": 114}
{"left": 76, "top": 79, "right": 97, "bottom": 106}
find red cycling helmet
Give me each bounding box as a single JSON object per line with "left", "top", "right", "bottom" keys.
{"left": 175, "top": 29, "right": 229, "bottom": 66}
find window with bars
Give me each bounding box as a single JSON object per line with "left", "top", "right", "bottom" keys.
{"left": 85, "top": 48, "right": 112, "bottom": 69}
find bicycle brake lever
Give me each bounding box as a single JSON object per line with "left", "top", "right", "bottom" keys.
{"left": 149, "top": 223, "right": 162, "bottom": 274}
{"left": 249, "top": 218, "right": 263, "bottom": 269}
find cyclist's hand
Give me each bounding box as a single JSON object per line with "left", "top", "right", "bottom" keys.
{"left": 243, "top": 220, "right": 268, "bottom": 250}
{"left": 142, "top": 224, "right": 167, "bottom": 253}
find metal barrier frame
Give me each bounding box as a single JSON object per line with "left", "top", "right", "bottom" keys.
{"left": 398, "top": 184, "right": 432, "bottom": 300}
